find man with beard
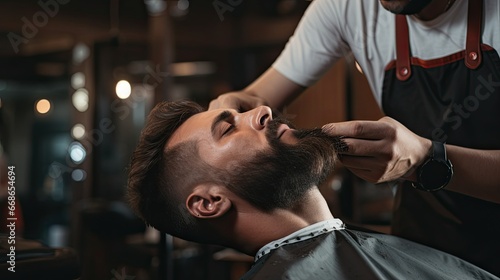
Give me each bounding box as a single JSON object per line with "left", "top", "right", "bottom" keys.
{"left": 127, "top": 100, "right": 498, "bottom": 279}
{"left": 209, "top": 0, "right": 500, "bottom": 276}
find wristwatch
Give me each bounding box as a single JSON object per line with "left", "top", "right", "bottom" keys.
{"left": 412, "top": 141, "right": 453, "bottom": 192}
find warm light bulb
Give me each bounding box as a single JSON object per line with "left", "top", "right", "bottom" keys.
{"left": 71, "top": 72, "right": 85, "bottom": 89}
{"left": 71, "top": 124, "right": 86, "bottom": 139}
{"left": 72, "top": 88, "right": 89, "bottom": 112}
{"left": 116, "top": 80, "right": 131, "bottom": 99}
{"left": 36, "top": 99, "right": 51, "bottom": 114}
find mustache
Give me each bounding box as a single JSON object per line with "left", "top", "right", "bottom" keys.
{"left": 294, "top": 128, "right": 349, "bottom": 154}
{"left": 266, "top": 118, "right": 348, "bottom": 154}
{"left": 269, "top": 116, "right": 295, "bottom": 129}
{"left": 265, "top": 117, "right": 294, "bottom": 139}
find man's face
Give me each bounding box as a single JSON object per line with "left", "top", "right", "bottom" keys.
{"left": 167, "top": 106, "right": 345, "bottom": 211}
{"left": 167, "top": 106, "right": 295, "bottom": 171}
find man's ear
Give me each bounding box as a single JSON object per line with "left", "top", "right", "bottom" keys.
{"left": 186, "top": 184, "right": 232, "bottom": 219}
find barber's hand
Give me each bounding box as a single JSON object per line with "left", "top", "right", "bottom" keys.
{"left": 208, "top": 91, "right": 267, "bottom": 111}
{"left": 322, "top": 117, "right": 432, "bottom": 183}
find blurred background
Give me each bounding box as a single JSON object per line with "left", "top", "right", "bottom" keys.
{"left": 0, "top": 0, "right": 392, "bottom": 279}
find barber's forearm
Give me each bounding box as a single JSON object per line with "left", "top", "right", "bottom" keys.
{"left": 244, "top": 67, "right": 305, "bottom": 110}
{"left": 445, "top": 145, "right": 500, "bottom": 204}
{"left": 208, "top": 67, "right": 304, "bottom": 111}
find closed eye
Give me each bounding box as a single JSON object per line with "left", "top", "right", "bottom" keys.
{"left": 212, "top": 110, "right": 236, "bottom": 139}
{"left": 222, "top": 123, "right": 235, "bottom": 137}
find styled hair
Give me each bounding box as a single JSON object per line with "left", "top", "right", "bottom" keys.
{"left": 127, "top": 100, "right": 217, "bottom": 243}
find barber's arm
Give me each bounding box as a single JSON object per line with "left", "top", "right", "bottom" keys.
{"left": 322, "top": 117, "right": 500, "bottom": 204}
{"left": 208, "top": 67, "right": 305, "bottom": 111}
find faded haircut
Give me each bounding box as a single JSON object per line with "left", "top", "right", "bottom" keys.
{"left": 127, "top": 100, "right": 220, "bottom": 244}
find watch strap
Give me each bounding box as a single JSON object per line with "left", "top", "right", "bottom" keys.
{"left": 412, "top": 141, "right": 453, "bottom": 192}
{"left": 432, "top": 141, "right": 447, "bottom": 162}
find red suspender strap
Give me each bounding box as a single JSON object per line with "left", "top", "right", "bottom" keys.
{"left": 465, "top": 0, "right": 483, "bottom": 69}
{"left": 395, "top": 15, "right": 411, "bottom": 81}
{"left": 396, "top": 0, "right": 484, "bottom": 78}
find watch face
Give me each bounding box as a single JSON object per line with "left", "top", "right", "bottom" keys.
{"left": 419, "top": 160, "right": 452, "bottom": 191}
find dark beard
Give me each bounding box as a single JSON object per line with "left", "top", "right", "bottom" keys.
{"left": 224, "top": 118, "right": 347, "bottom": 211}
{"left": 393, "top": 0, "right": 432, "bottom": 15}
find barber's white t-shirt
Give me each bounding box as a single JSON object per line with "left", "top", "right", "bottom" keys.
{"left": 272, "top": 0, "right": 500, "bottom": 107}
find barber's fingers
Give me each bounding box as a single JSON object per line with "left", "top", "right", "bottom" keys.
{"left": 208, "top": 93, "right": 241, "bottom": 110}
{"left": 328, "top": 117, "right": 422, "bottom": 183}
{"left": 322, "top": 117, "right": 398, "bottom": 140}
{"left": 340, "top": 155, "right": 408, "bottom": 183}
{"left": 341, "top": 155, "right": 384, "bottom": 170}
{"left": 208, "top": 91, "right": 267, "bottom": 111}
{"left": 336, "top": 137, "right": 390, "bottom": 157}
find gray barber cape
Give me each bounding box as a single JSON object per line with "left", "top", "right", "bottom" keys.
{"left": 241, "top": 229, "right": 499, "bottom": 280}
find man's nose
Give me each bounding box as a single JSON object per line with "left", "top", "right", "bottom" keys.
{"left": 244, "top": 106, "right": 272, "bottom": 130}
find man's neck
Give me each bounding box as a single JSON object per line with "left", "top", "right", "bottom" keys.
{"left": 232, "top": 188, "right": 334, "bottom": 256}
{"left": 415, "top": 0, "right": 455, "bottom": 21}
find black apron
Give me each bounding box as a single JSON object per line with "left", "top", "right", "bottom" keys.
{"left": 382, "top": 0, "right": 500, "bottom": 276}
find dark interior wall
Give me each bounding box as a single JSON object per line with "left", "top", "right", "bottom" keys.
{"left": 0, "top": 0, "right": 313, "bottom": 244}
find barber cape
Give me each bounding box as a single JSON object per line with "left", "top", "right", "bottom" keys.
{"left": 241, "top": 219, "right": 499, "bottom": 280}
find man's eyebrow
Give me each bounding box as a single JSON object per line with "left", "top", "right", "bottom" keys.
{"left": 211, "top": 110, "right": 233, "bottom": 137}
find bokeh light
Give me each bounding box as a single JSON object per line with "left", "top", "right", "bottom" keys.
{"left": 72, "top": 88, "right": 89, "bottom": 112}
{"left": 69, "top": 142, "right": 86, "bottom": 164}
{"left": 116, "top": 80, "right": 131, "bottom": 99}
{"left": 71, "top": 72, "right": 85, "bottom": 89}
{"left": 36, "top": 99, "right": 51, "bottom": 114}
{"left": 71, "top": 124, "right": 86, "bottom": 140}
